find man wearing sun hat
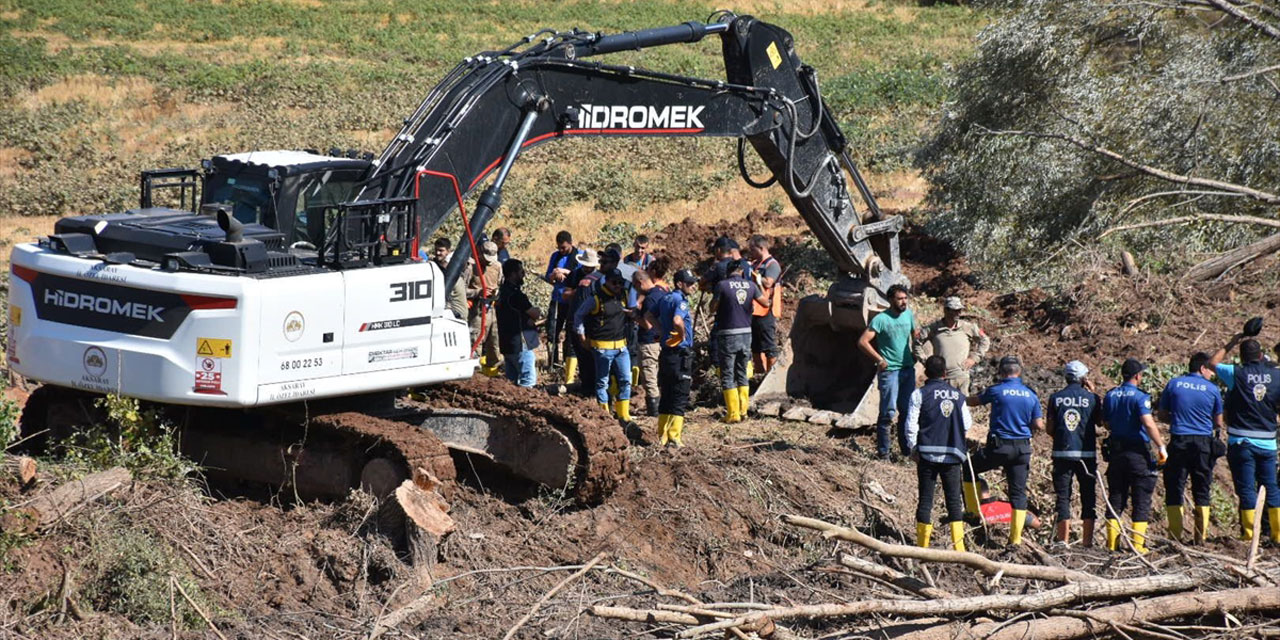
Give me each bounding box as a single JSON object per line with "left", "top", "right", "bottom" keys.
{"left": 466, "top": 241, "right": 504, "bottom": 377}
{"left": 915, "top": 296, "right": 990, "bottom": 395}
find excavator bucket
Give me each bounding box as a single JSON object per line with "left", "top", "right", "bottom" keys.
{"left": 754, "top": 290, "right": 885, "bottom": 424}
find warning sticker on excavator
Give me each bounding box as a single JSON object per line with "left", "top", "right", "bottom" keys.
{"left": 197, "top": 337, "right": 232, "bottom": 359}
{"left": 194, "top": 356, "right": 223, "bottom": 394}
{"left": 9, "top": 305, "right": 20, "bottom": 327}
{"left": 766, "top": 41, "right": 782, "bottom": 69}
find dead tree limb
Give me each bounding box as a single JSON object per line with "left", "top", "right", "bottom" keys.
{"left": 671, "top": 574, "right": 1195, "bottom": 638}
{"left": 1203, "top": 0, "right": 1280, "bottom": 40}
{"left": 1184, "top": 232, "right": 1280, "bottom": 281}
{"left": 502, "top": 552, "right": 606, "bottom": 640}
{"left": 838, "top": 554, "right": 954, "bottom": 599}
{"left": 1100, "top": 213, "right": 1280, "bottom": 239}
{"left": 3, "top": 467, "right": 131, "bottom": 532}
{"left": 897, "top": 586, "right": 1280, "bottom": 640}
{"left": 783, "top": 514, "right": 1097, "bottom": 583}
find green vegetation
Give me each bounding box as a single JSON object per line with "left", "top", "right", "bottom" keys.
{"left": 0, "top": 0, "right": 984, "bottom": 219}
{"left": 58, "top": 395, "right": 193, "bottom": 480}
{"left": 81, "top": 520, "right": 211, "bottom": 628}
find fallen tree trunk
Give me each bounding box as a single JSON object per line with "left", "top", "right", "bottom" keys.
{"left": 783, "top": 514, "right": 1097, "bottom": 583}
{"left": 1184, "top": 232, "right": 1280, "bottom": 281}
{"left": 1, "top": 467, "right": 131, "bottom": 532}
{"left": 898, "top": 586, "right": 1280, "bottom": 640}
{"left": 666, "top": 573, "right": 1195, "bottom": 638}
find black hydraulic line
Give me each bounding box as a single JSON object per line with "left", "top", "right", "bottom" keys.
{"left": 572, "top": 21, "right": 728, "bottom": 57}
{"left": 442, "top": 108, "right": 541, "bottom": 290}
{"left": 737, "top": 137, "right": 776, "bottom": 189}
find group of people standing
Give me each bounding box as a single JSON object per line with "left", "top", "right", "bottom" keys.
{"left": 868, "top": 289, "right": 1280, "bottom": 551}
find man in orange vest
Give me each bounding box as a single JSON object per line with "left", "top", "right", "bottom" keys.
{"left": 747, "top": 235, "right": 783, "bottom": 375}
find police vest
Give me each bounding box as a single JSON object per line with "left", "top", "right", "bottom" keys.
{"left": 585, "top": 290, "right": 626, "bottom": 342}
{"left": 1226, "top": 362, "right": 1280, "bottom": 439}
{"left": 714, "top": 276, "right": 755, "bottom": 335}
{"left": 916, "top": 379, "right": 968, "bottom": 464}
{"left": 1049, "top": 383, "right": 1097, "bottom": 458}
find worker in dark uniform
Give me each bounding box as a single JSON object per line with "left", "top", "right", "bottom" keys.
{"left": 710, "top": 259, "right": 768, "bottom": 423}
{"left": 1158, "top": 352, "right": 1224, "bottom": 544}
{"left": 1101, "top": 358, "right": 1167, "bottom": 554}
{"left": 544, "top": 231, "right": 580, "bottom": 382}
{"left": 905, "top": 355, "right": 972, "bottom": 550}
{"left": 653, "top": 269, "right": 698, "bottom": 446}
{"left": 1047, "top": 360, "right": 1100, "bottom": 547}
{"left": 574, "top": 267, "right": 633, "bottom": 422}
{"left": 964, "top": 355, "right": 1042, "bottom": 546}
{"left": 1211, "top": 334, "right": 1280, "bottom": 542}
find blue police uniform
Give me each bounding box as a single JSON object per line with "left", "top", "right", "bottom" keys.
{"left": 1220, "top": 361, "right": 1280, "bottom": 523}
{"left": 967, "top": 377, "right": 1041, "bottom": 512}
{"left": 1160, "top": 374, "right": 1223, "bottom": 509}
{"left": 1048, "top": 382, "right": 1100, "bottom": 522}
{"left": 657, "top": 289, "right": 694, "bottom": 418}
{"left": 544, "top": 248, "right": 579, "bottom": 365}
{"left": 1102, "top": 382, "right": 1157, "bottom": 524}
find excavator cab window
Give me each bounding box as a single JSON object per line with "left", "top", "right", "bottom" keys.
{"left": 203, "top": 174, "right": 276, "bottom": 228}
{"left": 292, "top": 170, "right": 362, "bottom": 248}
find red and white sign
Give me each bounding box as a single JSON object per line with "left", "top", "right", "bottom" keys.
{"left": 194, "top": 356, "right": 223, "bottom": 394}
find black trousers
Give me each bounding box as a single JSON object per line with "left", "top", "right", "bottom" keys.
{"left": 965, "top": 437, "right": 1032, "bottom": 510}
{"left": 1106, "top": 439, "right": 1157, "bottom": 522}
{"left": 572, "top": 333, "right": 597, "bottom": 396}
{"left": 1163, "top": 434, "right": 1214, "bottom": 507}
{"left": 657, "top": 347, "right": 693, "bottom": 417}
{"left": 918, "top": 460, "right": 965, "bottom": 524}
{"left": 1052, "top": 458, "right": 1098, "bottom": 520}
{"left": 546, "top": 301, "right": 574, "bottom": 365}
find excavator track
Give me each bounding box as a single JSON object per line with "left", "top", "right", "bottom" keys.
{"left": 18, "top": 376, "right": 628, "bottom": 505}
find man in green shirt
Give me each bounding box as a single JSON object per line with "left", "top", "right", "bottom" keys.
{"left": 858, "top": 284, "right": 920, "bottom": 459}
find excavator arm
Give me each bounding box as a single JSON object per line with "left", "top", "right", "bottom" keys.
{"left": 359, "top": 13, "right": 907, "bottom": 304}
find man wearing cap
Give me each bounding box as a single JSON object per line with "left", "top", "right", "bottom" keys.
{"left": 1047, "top": 360, "right": 1101, "bottom": 546}
{"left": 859, "top": 284, "right": 920, "bottom": 459}
{"left": 711, "top": 259, "right": 769, "bottom": 423}
{"left": 1100, "top": 358, "right": 1166, "bottom": 553}
{"left": 1210, "top": 332, "right": 1280, "bottom": 542}
{"left": 545, "top": 231, "right": 580, "bottom": 382}
{"left": 653, "top": 269, "right": 698, "bottom": 446}
{"left": 963, "top": 355, "right": 1042, "bottom": 546}
{"left": 915, "top": 297, "right": 990, "bottom": 395}
{"left": 563, "top": 248, "right": 600, "bottom": 395}
{"left": 905, "top": 355, "right": 972, "bottom": 551}
{"left": 574, "top": 267, "right": 634, "bottom": 422}
{"left": 747, "top": 235, "right": 783, "bottom": 376}
{"left": 634, "top": 260, "right": 670, "bottom": 417}
{"left": 1158, "top": 352, "right": 1224, "bottom": 544}
{"left": 466, "top": 241, "right": 504, "bottom": 377}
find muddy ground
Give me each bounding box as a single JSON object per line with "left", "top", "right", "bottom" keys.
{"left": 2, "top": 212, "right": 1279, "bottom": 639}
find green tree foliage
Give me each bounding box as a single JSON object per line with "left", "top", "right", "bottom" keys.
{"left": 917, "top": 0, "right": 1280, "bottom": 284}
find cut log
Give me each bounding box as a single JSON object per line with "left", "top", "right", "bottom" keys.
{"left": 393, "top": 478, "right": 455, "bottom": 584}
{"left": 2, "top": 467, "right": 131, "bottom": 533}
{"left": 3, "top": 455, "right": 37, "bottom": 488}
{"left": 1121, "top": 251, "right": 1138, "bottom": 276}
{"left": 783, "top": 514, "right": 1097, "bottom": 583}
{"left": 1185, "top": 232, "right": 1280, "bottom": 281}
{"left": 898, "top": 586, "right": 1280, "bottom": 640}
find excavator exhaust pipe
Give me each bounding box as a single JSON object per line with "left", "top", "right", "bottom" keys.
{"left": 754, "top": 278, "right": 886, "bottom": 424}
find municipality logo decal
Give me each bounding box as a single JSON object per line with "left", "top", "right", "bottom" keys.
{"left": 1064, "top": 409, "right": 1081, "bottom": 432}
{"left": 83, "top": 346, "right": 107, "bottom": 377}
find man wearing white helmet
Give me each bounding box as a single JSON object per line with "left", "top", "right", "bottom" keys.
{"left": 1046, "top": 360, "right": 1101, "bottom": 546}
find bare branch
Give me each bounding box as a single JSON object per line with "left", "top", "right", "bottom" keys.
{"left": 1099, "top": 212, "right": 1280, "bottom": 238}
{"left": 976, "top": 127, "right": 1280, "bottom": 205}
{"left": 1220, "top": 63, "right": 1280, "bottom": 82}
{"left": 1203, "top": 0, "right": 1280, "bottom": 39}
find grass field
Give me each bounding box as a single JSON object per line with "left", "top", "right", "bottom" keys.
{"left": 0, "top": 0, "right": 984, "bottom": 261}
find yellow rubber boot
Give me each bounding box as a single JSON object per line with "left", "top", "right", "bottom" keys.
{"left": 614, "top": 399, "right": 632, "bottom": 422}
{"left": 1241, "top": 509, "right": 1256, "bottom": 541}
{"left": 565, "top": 357, "right": 578, "bottom": 384}
{"left": 598, "top": 402, "right": 610, "bottom": 415}
{"left": 631, "top": 366, "right": 640, "bottom": 388}
{"left": 737, "top": 386, "right": 750, "bottom": 416}
{"left": 950, "top": 521, "right": 966, "bottom": 552}
{"left": 668, "top": 415, "right": 685, "bottom": 446}
{"left": 1166, "top": 505, "right": 1185, "bottom": 542}
{"left": 746, "top": 360, "right": 754, "bottom": 379}
{"left": 721, "top": 389, "right": 741, "bottom": 424}
{"left": 916, "top": 522, "right": 933, "bottom": 548}
{"left": 657, "top": 414, "right": 671, "bottom": 446}
{"left": 1194, "top": 506, "right": 1210, "bottom": 544}
{"left": 608, "top": 376, "right": 618, "bottom": 403}
{"left": 1132, "top": 521, "right": 1149, "bottom": 554}
{"left": 962, "top": 482, "right": 981, "bottom": 518}
{"left": 1106, "top": 518, "right": 1122, "bottom": 551}
{"left": 1010, "top": 509, "right": 1027, "bottom": 545}
{"left": 1269, "top": 508, "right": 1280, "bottom": 543}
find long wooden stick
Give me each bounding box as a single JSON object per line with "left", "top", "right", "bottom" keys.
{"left": 670, "top": 574, "right": 1194, "bottom": 638}
{"left": 838, "top": 554, "right": 954, "bottom": 599}
{"left": 502, "top": 552, "right": 606, "bottom": 640}
{"left": 1246, "top": 487, "right": 1266, "bottom": 573}
{"left": 171, "top": 576, "right": 227, "bottom": 640}
{"left": 783, "top": 514, "right": 1097, "bottom": 583}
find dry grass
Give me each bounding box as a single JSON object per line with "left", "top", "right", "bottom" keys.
{"left": 21, "top": 75, "right": 155, "bottom": 110}
{"left": 0, "top": 215, "right": 59, "bottom": 272}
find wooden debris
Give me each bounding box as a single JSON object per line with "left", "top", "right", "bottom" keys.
{"left": 3, "top": 455, "right": 37, "bottom": 489}
{"left": 2, "top": 467, "right": 131, "bottom": 533}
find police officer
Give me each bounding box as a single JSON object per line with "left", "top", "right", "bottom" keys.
{"left": 1047, "top": 360, "right": 1100, "bottom": 547}
{"left": 906, "top": 355, "right": 972, "bottom": 551}
{"left": 574, "top": 267, "right": 634, "bottom": 423}
{"left": 1211, "top": 334, "right": 1280, "bottom": 542}
{"left": 1101, "top": 358, "right": 1167, "bottom": 554}
{"left": 710, "top": 259, "right": 768, "bottom": 424}
{"left": 964, "top": 355, "right": 1043, "bottom": 546}
{"left": 1158, "top": 352, "right": 1224, "bottom": 544}
{"left": 653, "top": 269, "right": 698, "bottom": 446}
